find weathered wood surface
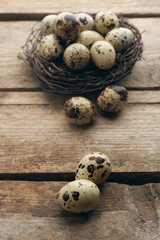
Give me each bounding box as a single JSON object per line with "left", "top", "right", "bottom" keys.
{"left": 0, "top": 103, "right": 159, "bottom": 174}
{"left": 0, "top": 91, "right": 160, "bottom": 104}
{"left": 0, "top": 18, "right": 160, "bottom": 90}
{"left": 0, "top": 0, "right": 160, "bottom": 18}
{"left": 0, "top": 181, "right": 160, "bottom": 240}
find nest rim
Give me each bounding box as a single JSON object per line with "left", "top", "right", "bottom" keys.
{"left": 19, "top": 14, "right": 143, "bottom": 95}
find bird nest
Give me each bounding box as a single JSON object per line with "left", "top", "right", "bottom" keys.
{"left": 19, "top": 15, "right": 143, "bottom": 94}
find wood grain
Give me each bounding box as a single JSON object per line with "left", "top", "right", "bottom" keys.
{"left": 0, "top": 181, "right": 159, "bottom": 240}
{"left": 0, "top": 91, "right": 160, "bottom": 105}
{"left": 0, "top": 18, "right": 160, "bottom": 90}
{"left": 0, "top": 104, "right": 159, "bottom": 174}
{"left": 0, "top": 0, "right": 160, "bottom": 17}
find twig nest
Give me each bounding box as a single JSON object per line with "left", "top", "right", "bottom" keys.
{"left": 39, "top": 34, "right": 64, "bottom": 61}
{"left": 95, "top": 10, "right": 119, "bottom": 35}
{"left": 75, "top": 30, "right": 104, "bottom": 49}
{"left": 90, "top": 41, "right": 116, "bottom": 70}
{"left": 56, "top": 179, "right": 100, "bottom": 213}
{"left": 64, "top": 96, "right": 97, "bottom": 125}
{"left": 63, "top": 43, "right": 90, "bottom": 70}
{"left": 97, "top": 85, "right": 128, "bottom": 112}
{"left": 75, "top": 13, "right": 94, "bottom": 32}
{"left": 41, "top": 14, "right": 57, "bottom": 35}
{"left": 105, "top": 27, "right": 135, "bottom": 52}
{"left": 75, "top": 152, "right": 111, "bottom": 185}
{"left": 53, "top": 12, "right": 80, "bottom": 40}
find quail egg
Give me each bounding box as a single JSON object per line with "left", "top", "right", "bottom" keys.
{"left": 41, "top": 14, "right": 57, "bottom": 35}
{"left": 105, "top": 27, "right": 135, "bottom": 52}
{"left": 56, "top": 179, "right": 100, "bottom": 213}
{"left": 75, "top": 152, "right": 111, "bottom": 185}
{"left": 90, "top": 41, "right": 116, "bottom": 70}
{"left": 39, "top": 34, "right": 64, "bottom": 61}
{"left": 97, "top": 85, "right": 128, "bottom": 112}
{"left": 95, "top": 10, "right": 119, "bottom": 35}
{"left": 75, "top": 13, "right": 94, "bottom": 32}
{"left": 64, "top": 96, "right": 97, "bottom": 125}
{"left": 53, "top": 12, "right": 80, "bottom": 40}
{"left": 63, "top": 43, "right": 90, "bottom": 70}
{"left": 75, "top": 30, "right": 104, "bottom": 49}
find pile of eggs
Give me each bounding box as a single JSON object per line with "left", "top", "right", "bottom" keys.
{"left": 56, "top": 152, "right": 111, "bottom": 213}
{"left": 39, "top": 10, "right": 135, "bottom": 70}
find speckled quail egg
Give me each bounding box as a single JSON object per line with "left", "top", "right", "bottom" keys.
{"left": 39, "top": 34, "right": 64, "bottom": 61}
{"left": 95, "top": 10, "right": 119, "bottom": 35}
{"left": 53, "top": 12, "right": 80, "bottom": 40}
{"left": 41, "top": 14, "right": 57, "bottom": 35}
{"left": 75, "top": 13, "right": 94, "bottom": 32}
{"left": 63, "top": 43, "right": 90, "bottom": 70}
{"left": 64, "top": 96, "right": 97, "bottom": 125}
{"left": 75, "top": 152, "right": 111, "bottom": 185}
{"left": 105, "top": 27, "right": 135, "bottom": 52}
{"left": 75, "top": 30, "right": 104, "bottom": 49}
{"left": 90, "top": 41, "right": 116, "bottom": 70}
{"left": 97, "top": 85, "right": 128, "bottom": 112}
{"left": 56, "top": 179, "right": 100, "bottom": 213}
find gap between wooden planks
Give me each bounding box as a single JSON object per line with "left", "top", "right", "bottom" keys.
{"left": 0, "top": 181, "right": 160, "bottom": 240}
{"left": 0, "top": 0, "right": 160, "bottom": 18}
{"left": 0, "top": 18, "right": 160, "bottom": 90}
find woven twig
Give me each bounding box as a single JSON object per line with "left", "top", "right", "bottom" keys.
{"left": 18, "top": 15, "right": 143, "bottom": 94}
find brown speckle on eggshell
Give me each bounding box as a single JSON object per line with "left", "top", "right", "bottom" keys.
{"left": 41, "top": 14, "right": 57, "bottom": 35}
{"left": 90, "top": 41, "right": 116, "bottom": 70}
{"left": 39, "top": 34, "right": 64, "bottom": 61}
{"left": 75, "top": 152, "right": 111, "bottom": 185}
{"left": 53, "top": 12, "right": 80, "bottom": 40}
{"left": 95, "top": 10, "right": 119, "bottom": 35}
{"left": 97, "top": 85, "right": 128, "bottom": 112}
{"left": 75, "top": 13, "right": 94, "bottom": 32}
{"left": 55, "top": 179, "right": 100, "bottom": 213}
{"left": 64, "top": 96, "right": 97, "bottom": 125}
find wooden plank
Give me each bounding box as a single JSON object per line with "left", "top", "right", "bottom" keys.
{"left": 0, "top": 0, "right": 160, "bottom": 17}
{"left": 0, "top": 91, "right": 160, "bottom": 105}
{"left": 0, "top": 181, "right": 159, "bottom": 240}
{"left": 0, "top": 104, "right": 159, "bottom": 174}
{"left": 0, "top": 18, "right": 160, "bottom": 90}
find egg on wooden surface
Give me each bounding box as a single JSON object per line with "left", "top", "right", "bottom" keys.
{"left": 95, "top": 10, "right": 119, "bottom": 35}
{"left": 90, "top": 41, "right": 116, "bottom": 70}
{"left": 53, "top": 12, "right": 80, "bottom": 40}
{"left": 39, "top": 34, "right": 64, "bottom": 61}
{"left": 105, "top": 27, "right": 135, "bottom": 52}
{"left": 56, "top": 179, "right": 100, "bottom": 213}
{"left": 75, "top": 152, "right": 111, "bottom": 185}
{"left": 97, "top": 85, "right": 128, "bottom": 112}
{"left": 75, "top": 13, "right": 94, "bottom": 32}
{"left": 64, "top": 96, "right": 97, "bottom": 125}
{"left": 75, "top": 30, "right": 104, "bottom": 49}
{"left": 63, "top": 43, "right": 90, "bottom": 70}
{"left": 41, "top": 14, "right": 57, "bottom": 35}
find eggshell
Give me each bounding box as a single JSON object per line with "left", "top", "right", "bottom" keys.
{"left": 75, "top": 30, "right": 104, "bottom": 49}
{"left": 75, "top": 13, "right": 94, "bottom": 32}
{"left": 41, "top": 14, "right": 57, "bottom": 35}
{"left": 75, "top": 152, "right": 111, "bottom": 185}
{"left": 39, "top": 34, "right": 64, "bottom": 61}
{"left": 95, "top": 10, "right": 119, "bottom": 35}
{"left": 53, "top": 12, "right": 80, "bottom": 40}
{"left": 63, "top": 43, "right": 90, "bottom": 70}
{"left": 105, "top": 27, "right": 135, "bottom": 52}
{"left": 56, "top": 179, "right": 100, "bottom": 213}
{"left": 90, "top": 41, "right": 116, "bottom": 70}
{"left": 97, "top": 85, "right": 128, "bottom": 112}
{"left": 64, "top": 96, "right": 97, "bottom": 125}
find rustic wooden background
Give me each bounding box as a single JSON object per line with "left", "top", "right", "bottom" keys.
{"left": 0, "top": 1, "right": 160, "bottom": 239}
